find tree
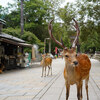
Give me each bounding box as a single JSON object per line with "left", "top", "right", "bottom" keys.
{"left": 21, "top": 0, "right": 24, "bottom": 35}
{"left": 56, "top": 3, "right": 77, "bottom": 47}
{"left": 0, "top": 5, "right": 9, "bottom": 19}
{"left": 2, "top": 28, "right": 44, "bottom": 52}
{"left": 1, "top": 0, "right": 82, "bottom": 53}
{"left": 76, "top": 0, "right": 100, "bottom": 52}
{"left": 2, "top": 0, "right": 54, "bottom": 41}
{"left": 56, "top": 0, "right": 100, "bottom": 52}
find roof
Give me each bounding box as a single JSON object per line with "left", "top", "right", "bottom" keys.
{"left": 0, "top": 33, "right": 32, "bottom": 47}
{"left": 0, "top": 19, "right": 6, "bottom": 25}
{"left": 19, "top": 43, "right": 33, "bottom": 47}
{"left": 0, "top": 33, "right": 25, "bottom": 43}
{"left": 0, "top": 38, "right": 32, "bottom": 47}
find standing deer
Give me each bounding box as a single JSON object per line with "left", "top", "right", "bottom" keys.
{"left": 40, "top": 54, "right": 52, "bottom": 77}
{"left": 48, "top": 19, "right": 91, "bottom": 100}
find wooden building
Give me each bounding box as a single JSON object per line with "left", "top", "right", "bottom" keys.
{"left": 0, "top": 19, "right": 32, "bottom": 70}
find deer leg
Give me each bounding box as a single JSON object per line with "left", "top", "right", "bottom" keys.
{"left": 51, "top": 66, "right": 52, "bottom": 75}
{"left": 85, "top": 77, "right": 89, "bottom": 100}
{"left": 80, "top": 81, "right": 83, "bottom": 100}
{"left": 41, "top": 66, "right": 44, "bottom": 77}
{"left": 66, "top": 83, "right": 70, "bottom": 100}
{"left": 49, "top": 64, "right": 52, "bottom": 75}
{"left": 47, "top": 66, "right": 50, "bottom": 76}
{"left": 44, "top": 66, "right": 46, "bottom": 77}
{"left": 77, "top": 82, "right": 81, "bottom": 100}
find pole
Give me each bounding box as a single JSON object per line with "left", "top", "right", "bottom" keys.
{"left": 21, "top": 0, "right": 24, "bottom": 35}
{"left": 44, "top": 39, "right": 46, "bottom": 54}
{"left": 49, "top": 39, "right": 51, "bottom": 53}
{"left": 77, "top": 37, "right": 80, "bottom": 53}
{"left": 44, "top": 38, "right": 51, "bottom": 54}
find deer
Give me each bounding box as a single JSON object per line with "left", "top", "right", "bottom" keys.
{"left": 0, "top": 63, "right": 5, "bottom": 74}
{"left": 40, "top": 54, "right": 52, "bottom": 77}
{"left": 48, "top": 19, "right": 91, "bottom": 100}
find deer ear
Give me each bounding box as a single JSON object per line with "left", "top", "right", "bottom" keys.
{"left": 64, "top": 47, "right": 68, "bottom": 50}
{"left": 64, "top": 47, "right": 68, "bottom": 51}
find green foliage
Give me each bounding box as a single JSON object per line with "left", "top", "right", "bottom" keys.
{"left": 1, "top": 0, "right": 54, "bottom": 41}
{"left": 1, "top": 0, "right": 100, "bottom": 53}
{"left": 56, "top": 3, "right": 77, "bottom": 48}
{"left": 57, "top": 0, "right": 100, "bottom": 53}
{"left": 24, "top": 48, "right": 32, "bottom": 53}
{"left": 2, "top": 28, "right": 44, "bottom": 52}
{"left": 76, "top": 0, "right": 100, "bottom": 52}
{"left": 20, "top": 0, "right": 53, "bottom": 41}
{"left": 63, "top": 32, "right": 71, "bottom": 48}
{"left": 1, "top": 0, "right": 67, "bottom": 53}
{"left": 57, "top": 3, "right": 76, "bottom": 25}
{"left": 5, "top": 10, "right": 20, "bottom": 28}
{"left": 53, "top": 22, "right": 71, "bottom": 48}
{"left": 3, "top": 27, "right": 21, "bottom": 38}
{"left": 0, "top": 5, "right": 9, "bottom": 19}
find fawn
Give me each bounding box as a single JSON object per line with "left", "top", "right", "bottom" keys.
{"left": 40, "top": 54, "right": 52, "bottom": 77}
{"left": 48, "top": 19, "right": 91, "bottom": 100}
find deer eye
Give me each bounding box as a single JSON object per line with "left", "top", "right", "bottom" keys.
{"left": 76, "top": 54, "right": 78, "bottom": 57}
{"left": 65, "top": 55, "right": 69, "bottom": 58}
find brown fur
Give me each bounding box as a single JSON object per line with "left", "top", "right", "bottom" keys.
{"left": 0, "top": 64, "right": 5, "bottom": 74}
{"left": 63, "top": 48, "right": 91, "bottom": 100}
{"left": 41, "top": 54, "right": 52, "bottom": 77}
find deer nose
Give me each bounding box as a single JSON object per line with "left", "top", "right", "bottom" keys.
{"left": 73, "top": 61, "right": 78, "bottom": 65}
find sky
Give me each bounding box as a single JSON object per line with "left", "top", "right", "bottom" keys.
{"left": 0, "top": 0, "right": 15, "bottom": 7}
{"left": 60, "top": 0, "right": 76, "bottom": 8}
{"left": 0, "top": 0, "right": 76, "bottom": 7}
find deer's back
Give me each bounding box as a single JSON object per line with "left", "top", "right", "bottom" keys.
{"left": 45, "top": 57, "right": 52, "bottom": 66}
{"left": 41, "top": 57, "right": 52, "bottom": 66}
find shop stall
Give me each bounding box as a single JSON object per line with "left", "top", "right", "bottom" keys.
{"left": 0, "top": 19, "right": 33, "bottom": 70}
{"left": 0, "top": 33, "right": 32, "bottom": 70}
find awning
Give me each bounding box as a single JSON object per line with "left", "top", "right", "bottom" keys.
{"left": 0, "top": 33, "right": 25, "bottom": 43}
{"left": 0, "top": 38, "right": 32, "bottom": 47}
{"left": 18, "top": 43, "right": 32, "bottom": 47}
{"left": 0, "top": 19, "right": 6, "bottom": 25}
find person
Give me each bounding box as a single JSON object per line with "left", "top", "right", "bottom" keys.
{"left": 25, "top": 52, "right": 29, "bottom": 67}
